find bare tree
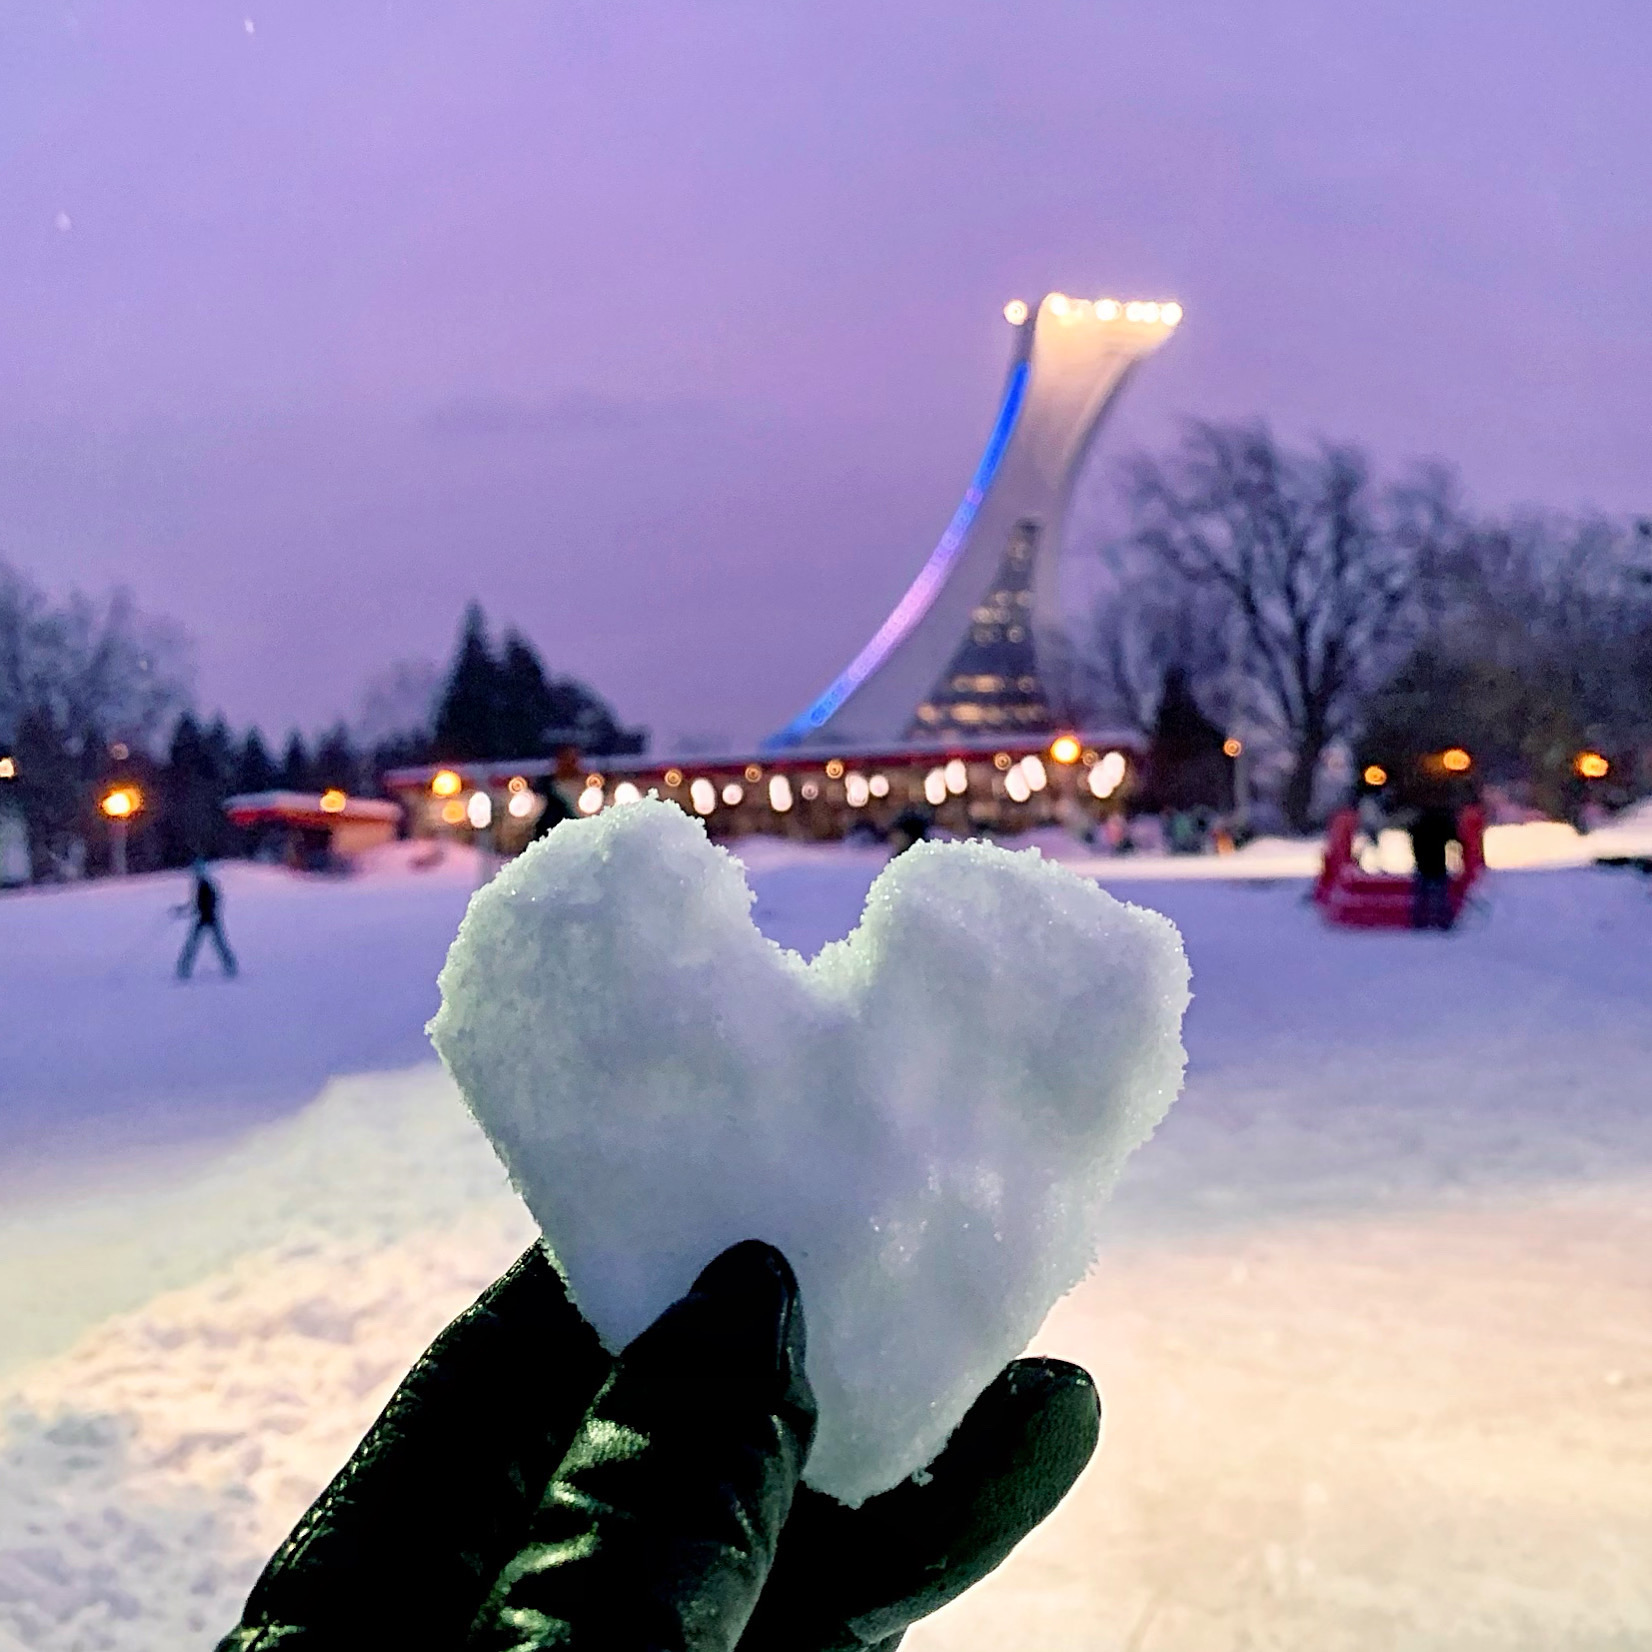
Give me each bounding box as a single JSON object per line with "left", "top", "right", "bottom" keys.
{"left": 1069, "top": 566, "right": 1232, "bottom": 736}
{"left": 1117, "top": 422, "right": 1439, "bottom": 829}
{"left": 0, "top": 560, "right": 192, "bottom": 873}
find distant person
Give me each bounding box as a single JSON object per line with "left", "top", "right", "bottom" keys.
{"left": 176, "top": 858, "right": 238, "bottom": 979}
{"left": 1408, "top": 803, "right": 1460, "bottom": 931}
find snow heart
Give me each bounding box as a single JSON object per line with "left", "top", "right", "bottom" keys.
{"left": 429, "top": 798, "right": 1189, "bottom": 1504}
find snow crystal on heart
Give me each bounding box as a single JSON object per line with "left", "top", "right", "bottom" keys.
{"left": 429, "top": 797, "right": 1189, "bottom": 1505}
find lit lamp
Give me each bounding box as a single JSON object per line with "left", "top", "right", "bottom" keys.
{"left": 1441, "top": 748, "right": 1472, "bottom": 773}
{"left": 1574, "top": 751, "right": 1609, "bottom": 780}
{"left": 431, "top": 769, "right": 463, "bottom": 798}
{"left": 100, "top": 786, "right": 141, "bottom": 876}
{"left": 1049, "top": 735, "right": 1082, "bottom": 766}
{"left": 319, "top": 789, "right": 348, "bottom": 813}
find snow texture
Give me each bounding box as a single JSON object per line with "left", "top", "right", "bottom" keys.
{"left": 429, "top": 799, "right": 1190, "bottom": 1504}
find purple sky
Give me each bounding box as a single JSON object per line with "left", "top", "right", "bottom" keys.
{"left": 5, "top": 2, "right": 1650, "bottom": 750}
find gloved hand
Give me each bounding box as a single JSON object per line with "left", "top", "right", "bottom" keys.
{"left": 217, "top": 1240, "right": 1100, "bottom": 1652}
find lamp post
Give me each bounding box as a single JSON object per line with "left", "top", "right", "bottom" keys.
{"left": 100, "top": 785, "right": 141, "bottom": 876}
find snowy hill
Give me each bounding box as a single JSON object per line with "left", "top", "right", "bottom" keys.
{"left": 2, "top": 846, "right": 1651, "bottom": 1649}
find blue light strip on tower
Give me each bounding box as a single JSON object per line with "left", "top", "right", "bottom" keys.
{"left": 763, "top": 356, "right": 1032, "bottom": 750}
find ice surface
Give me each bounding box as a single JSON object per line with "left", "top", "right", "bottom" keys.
{"left": 429, "top": 798, "right": 1190, "bottom": 1504}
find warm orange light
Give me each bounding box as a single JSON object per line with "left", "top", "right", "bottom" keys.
{"left": 100, "top": 786, "right": 139, "bottom": 819}
{"left": 0, "top": 756, "right": 15, "bottom": 780}
{"left": 319, "top": 789, "right": 347, "bottom": 813}
{"left": 744, "top": 763, "right": 763, "bottom": 783}
{"left": 507, "top": 774, "right": 528, "bottom": 794}
{"left": 1222, "top": 737, "right": 1243, "bottom": 758}
{"left": 1575, "top": 751, "right": 1610, "bottom": 779}
{"left": 431, "top": 769, "right": 462, "bottom": 798}
{"left": 1363, "top": 764, "right": 1389, "bottom": 787}
{"left": 993, "top": 751, "right": 1012, "bottom": 771}
{"left": 663, "top": 768, "right": 683, "bottom": 788}
{"left": 1049, "top": 735, "right": 1082, "bottom": 766}
{"left": 825, "top": 758, "right": 845, "bottom": 780}
{"left": 440, "top": 798, "right": 467, "bottom": 825}
{"left": 1441, "top": 748, "right": 1472, "bottom": 773}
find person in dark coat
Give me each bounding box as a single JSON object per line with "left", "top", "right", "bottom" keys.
{"left": 176, "top": 858, "right": 238, "bottom": 978}
{"left": 1408, "top": 803, "right": 1460, "bottom": 931}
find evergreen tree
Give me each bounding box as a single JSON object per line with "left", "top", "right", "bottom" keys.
{"left": 433, "top": 603, "right": 501, "bottom": 761}
{"left": 496, "top": 631, "right": 557, "bottom": 758}
{"left": 236, "top": 729, "right": 278, "bottom": 794}
{"left": 1144, "top": 666, "right": 1233, "bottom": 813}
{"left": 279, "top": 732, "right": 312, "bottom": 792}
{"left": 313, "top": 723, "right": 361, "bottom": 792}
{"left": 160, "top": 712, "right": 232, "bottom": 865}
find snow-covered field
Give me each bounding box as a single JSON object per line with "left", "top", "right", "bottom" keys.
{"left": 3, "top": 837, "right": 1651, "bottom": 1649}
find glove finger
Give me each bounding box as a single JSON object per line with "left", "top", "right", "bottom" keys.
{"left": 468, "top": 1240, "right": 817, "bottom": 1652}
{"left": 737, "top": 1357, "right": 1100, "bottom": 1652}
{"left": 220, "top": 1243, "right": 610, "bottom": 1651}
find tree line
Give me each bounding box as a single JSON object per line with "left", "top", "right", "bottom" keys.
{"left": 1073, "top": 421, "right": 1652, "bottom": 830}
{"left": 0, "top": 575, "right": 645, "bottom": 881}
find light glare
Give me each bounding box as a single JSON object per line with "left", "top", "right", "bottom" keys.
{"left": 690, "top": 777, "right": 717, "bottom": 815}
{"left": 467, "top": 791, "right": 493, "bottom": 829}
{"left": 1089, "top": 751, "right": 1127, "bottom": 799}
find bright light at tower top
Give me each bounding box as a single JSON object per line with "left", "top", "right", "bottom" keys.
{"left": 1021, "top": 293, "right": 1183, "bottom": 327}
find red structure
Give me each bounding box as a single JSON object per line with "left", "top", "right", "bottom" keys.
{"left": 1314, "top": 805, "right": 1486, "bottom": 929}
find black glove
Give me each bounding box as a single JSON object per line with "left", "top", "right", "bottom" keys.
{"left": 218, "top": 1240, "right": 1100, "bottom": 1652}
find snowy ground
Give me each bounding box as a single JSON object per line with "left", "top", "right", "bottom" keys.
{"left": 2, "top": 836, "right": 1651, "bottom": 1648}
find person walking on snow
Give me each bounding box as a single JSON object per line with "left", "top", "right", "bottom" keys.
{"left": 1408, "top": 802, "right": 1460, "bottom": 931}
{"left": 176, "top": 858, "right": 238, "bottom": 979}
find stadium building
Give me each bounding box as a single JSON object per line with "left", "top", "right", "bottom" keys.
{"left": 388, "top": 292, "right": 1182, "bottom": 845}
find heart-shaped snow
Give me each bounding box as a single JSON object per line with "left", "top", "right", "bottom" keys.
{"left": 430, "top": 798, "right": 1189, "bottom": 1505}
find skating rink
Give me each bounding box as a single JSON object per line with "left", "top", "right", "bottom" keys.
{"left": 2, "top": 840, "right": 1649, "bottom": 1649}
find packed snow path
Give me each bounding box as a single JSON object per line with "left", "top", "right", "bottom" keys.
{"left": 2, "top": 844, "right": 1650, "bottom": 1648}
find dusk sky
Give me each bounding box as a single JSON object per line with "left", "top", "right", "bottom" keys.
{"left": 5, "top": 2, "right": 1649, "bottom": 750}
